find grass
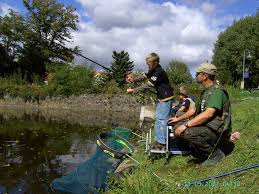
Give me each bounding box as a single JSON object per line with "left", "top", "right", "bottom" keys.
{"left": 227, "top": 86, "right": 259, "bottom": 100}
{"left": 108, "top": 93, "right": 259, "bottom": 194}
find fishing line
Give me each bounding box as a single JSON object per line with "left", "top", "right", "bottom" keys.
{"left": 54, "top": 42, "right": 162, "bottom": 96}
{"left": 124, "top": 153, "right": 163, "bottom": 181}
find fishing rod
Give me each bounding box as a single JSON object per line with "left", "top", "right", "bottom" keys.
{"left": 54, "top": 42, "right": 159, "bottom": 95}
{"left": 54, "top": 42, "right": 112, "bottom": 72}
{"left": 179, "top": 163, "right": 259, "bottom": 189}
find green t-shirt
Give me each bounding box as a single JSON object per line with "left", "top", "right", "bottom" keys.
{"left": 200, "top": 88, "right": 228, "bottom": 113}
{"left": 197, "top": 85, "right": 231, "bottom": 133}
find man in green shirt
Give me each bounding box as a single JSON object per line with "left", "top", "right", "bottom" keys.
{"left": 169, "top": 63, "right": 232, "bottom": 165}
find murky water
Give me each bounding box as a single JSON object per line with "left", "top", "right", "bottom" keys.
{"left": 0, "top": 108, "right": 138, "bottom": 194}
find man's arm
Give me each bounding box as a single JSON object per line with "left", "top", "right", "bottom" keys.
{"left": 187, "top": 107, "right": 216, "bottom": 127}
{"left": 175, "top": 89, "right": 226, "bottom": 136}
{"left": 174, "top": 108, "right": 216, "bottom": 136}
{"left": 168, "top": 105, "right": 196, "bottom": 124}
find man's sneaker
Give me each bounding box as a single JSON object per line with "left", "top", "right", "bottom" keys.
{"left": 151, "top": 141, "right": 166, "bottom": 150}
{"left": 202, "top": 148, "right": 225, "bottom": 166}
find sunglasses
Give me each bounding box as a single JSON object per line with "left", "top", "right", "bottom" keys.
{"left": 196, "top": 72, "right": 203, "bottom": 77}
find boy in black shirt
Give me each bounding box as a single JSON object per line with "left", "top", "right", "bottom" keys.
{"left": 126, "top": 53, "right": 174, "bottom": 149}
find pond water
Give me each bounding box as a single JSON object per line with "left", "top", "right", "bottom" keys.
{"left": 0, "top": 108, "right": 138, "bottom": 194}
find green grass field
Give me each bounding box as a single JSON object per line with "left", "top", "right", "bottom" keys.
{"left": 108, "top": 93, "right": 259, "bottom": 194}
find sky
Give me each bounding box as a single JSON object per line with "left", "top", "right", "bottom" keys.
{"left": 0, "top": 0, "right": 258, "bottom": 73}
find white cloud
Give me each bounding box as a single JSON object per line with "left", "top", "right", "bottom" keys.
{"left": 70, "top": 0, "right": 224, "bottom": 72}
{"left": 76, "top": 0, "right": 170, "bottom": 30}
{"left": 201, "top": 2, "right": 216, "bottom": 15}
{"left": 0, "top": 3, "right": 16, "bottom": 16}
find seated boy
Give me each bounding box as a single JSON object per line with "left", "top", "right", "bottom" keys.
{"left": 170, "top": 86, "right": 195, "bottom": 121}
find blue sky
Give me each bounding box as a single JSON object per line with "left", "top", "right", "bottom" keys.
{"left": 0, "top": 0, "right": 258, "bottom": 73}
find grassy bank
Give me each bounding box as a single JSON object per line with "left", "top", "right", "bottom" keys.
{"left": 108, "top": 95, "right": 259, "bottom": 193}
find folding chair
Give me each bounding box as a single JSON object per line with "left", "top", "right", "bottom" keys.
{"left": 167, "top": 125, "right": 190, "bottom": 155}
{"left": 138, "top": 105, "right": 190, "bottom": 157}
{"left": 146, "top": 125, "right": 190, "bottom": 157}
{"left": 137, "top": 116, "right": 155, "bottom": 151}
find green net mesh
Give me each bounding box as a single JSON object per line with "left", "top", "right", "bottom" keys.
{"left": 51, "top": 127, "right": 132, "bottom": 194}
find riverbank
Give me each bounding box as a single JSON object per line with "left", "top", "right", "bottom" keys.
{"left": 108, "top": 98, "right": 259, "bottom": 194}
{"left": 0, "top": 94, "right": 149, "bottom": 110}
{"left": 0, "top": 94, "right": 155, "bottom": 128}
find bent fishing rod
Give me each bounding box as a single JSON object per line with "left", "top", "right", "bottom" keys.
{"left": 54, "top": 42, "right": 111, "bottom": 72}
{"left": 54, "top": 42, "right": 158, "bottom": 95}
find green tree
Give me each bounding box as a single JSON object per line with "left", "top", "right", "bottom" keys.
{"left": 212, "top": 14, "right": 259, "bottom": 86}
{"left": 110, "top": 51, "right": 134, "bottom": 87}
{"left": 0, "top": 10, "right": 25, "bottom": 75}
{"left": 0, "top": 44, "right": 9, "bottom": 74}
{"left": 0, "top": 10, "right": 24, "bottom": 61}
{"left": 18, "top": 0, "right": 79, "bottom": 81}
{"left": 45, "top": 63, "right": 95, "bottom": 96}
{"left": 166, "top": 60, "right": 192, "bottom": 86}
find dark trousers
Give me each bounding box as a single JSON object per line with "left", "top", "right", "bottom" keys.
{"left": 182, "top": 126, "right": 218, "bottom": 159}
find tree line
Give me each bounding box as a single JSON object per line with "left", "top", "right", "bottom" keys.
{"left": 0, "top": 0, "right": 258, "bottom": 97}
{"left": 212, "top": 13, "right": 259, "bottom": 87}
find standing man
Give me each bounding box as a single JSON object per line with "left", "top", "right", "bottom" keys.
{"left": 126, "top": 53, "right": 174, "bottom": 149}
{"left": 171, "top": 63, "right": 231, "bottom": 165}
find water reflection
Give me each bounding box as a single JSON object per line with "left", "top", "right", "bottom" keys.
{"left": 0, "top": 112, "right": 110, "bottom": 194}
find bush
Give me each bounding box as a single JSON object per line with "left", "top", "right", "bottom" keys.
{"left": 0, "top": 77, "right": 47, "bottom": 103}
{"left": 46, "top": 63, "right": 95, "bottom": 96}
{"left": 0, "top": 62, "right": 93, "bottom": 101}
{"left": 0, "top": 78, "right": 13, "bottom": 98}
{"left": 104, "top": 80, "right": 126, "bottom": 95}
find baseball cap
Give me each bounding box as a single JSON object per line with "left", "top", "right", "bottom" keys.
{"left": 196, "top": 63, "right": 217, "bottom": 75}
